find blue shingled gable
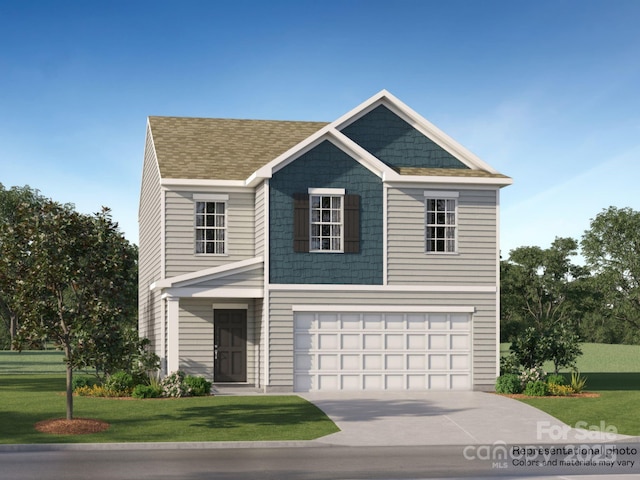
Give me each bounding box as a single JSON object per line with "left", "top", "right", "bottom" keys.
{"left": 340, "top": 105, "right": 469, "bottom": 170}
{"left": 269, "top": 140, "right": 383, "bottom": 284}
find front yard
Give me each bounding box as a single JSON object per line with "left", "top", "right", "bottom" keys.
{"left": 0, "top": 374, "right": 339, "bottom": 444}
{"left": 501, "top": 343, "right": 640, "bottom": 436}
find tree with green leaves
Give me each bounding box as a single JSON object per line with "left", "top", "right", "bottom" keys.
{"left": 0, "top": 184, "right": 58, "bottom": 349}
{"left": 8, "top": 197, "right": 138, "bottom": 420}
{"left": 502, "top": 237, "right": 587, "bottom": 372}
{"left": 582, "top": 206, "right": 640, "bottom": 340}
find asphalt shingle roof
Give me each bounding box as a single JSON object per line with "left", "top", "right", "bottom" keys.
{"left": 148, "top": 116, "right": 328, "bottom": 180}
{"left": 394, "top": 167, "right": 510, "bottom": 179}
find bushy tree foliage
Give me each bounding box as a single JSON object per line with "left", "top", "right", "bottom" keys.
{"left": 502, "top": 237, "right": 586, "bottom": 371}
{"left": 582, "top": 206, "right": 640, "bottom": 341}
{"left": 0, "top": 184, "right": 56, "bottom": 349}
{"left": 2, "top": 188, "right": 138, "bottom": 420}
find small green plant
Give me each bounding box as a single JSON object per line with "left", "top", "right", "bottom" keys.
{"left": 499, "top": 354, "right": 520, "bottom": 375}
{"left": 132, "top": 384, "right": 163, "bottom": 399}
{"left": 104, "top": 371, "right": 135, "bottom": 395}
{"left": 524, "top": 380, "right": 548, "bottom": 397}
{"left": 570, "top": 371, "right": 588, "bottom": 393}
{"left": 495, "top": 373, "right": 523, "bottom": 394}
{"left": 72, "top": 375, "right": 97, "bottom": 390}
{"left": 548, "top": 383, "right": 575, "bottom": 396}
{"left": 184, "top": 375, "right": 212, "bottom": 396}
{"left": 546, "top": 374, "right": 566, "bottom": 386}
{"left": 74, "top": 384, "right": 125, "bottom": 397}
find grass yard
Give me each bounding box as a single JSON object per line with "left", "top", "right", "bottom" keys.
{"left": 0, "top": 375, "right": 340, "bottom": 444}
{"left": 0, "top": 350, "right": 68, "bottom": 374}
{"left": 501, "top": 342, "right": 640, "bottom": 436}
{"left": 520, "top": 391, "right": 640, "bottom": 437}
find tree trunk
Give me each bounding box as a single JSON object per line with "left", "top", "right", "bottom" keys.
{"left": 9, "top": 312, "right": 17, "bottom": 350}
{"left": 64, "top": 346, "right": 74, "bottom": 420}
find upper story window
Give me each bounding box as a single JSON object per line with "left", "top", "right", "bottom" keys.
{"left": 293, "top": 188, "right": 360, "bottom": 254}
{"left": 310, "top": 190, "right": 343, "bottom": 252}
{"left": 194, "top": 194, "right": 228, "bottom": 255}
{"left": 424, "top": 191, "right": 458, "bottom": 254}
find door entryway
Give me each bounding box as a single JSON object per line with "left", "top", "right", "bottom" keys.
{"left": 214, "top": 309, "right": 247, "bottom": 382}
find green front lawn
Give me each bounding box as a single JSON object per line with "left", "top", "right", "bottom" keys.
{"left": 0, "top": 375, "right": 339, "bottom": 444}
{"left": 520, "top": 391, "right": 640, "bottom": 437}
{"left": 500, "top": 343, "right": 640, "bottom": 436}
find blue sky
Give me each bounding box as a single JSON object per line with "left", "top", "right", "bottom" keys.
{"left": 1, "top": 0, "right": 639, "bottom": 258}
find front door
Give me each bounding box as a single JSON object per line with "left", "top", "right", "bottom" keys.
{"left": 214, "top": 309, "right": 247, "bottom": 382}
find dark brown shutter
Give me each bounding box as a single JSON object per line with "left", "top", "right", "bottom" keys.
{"left": 293, "top": 193, "right": 309, "bottom": 252}
{"left": 344, "top": 194, "right": 360, "bottom": 253}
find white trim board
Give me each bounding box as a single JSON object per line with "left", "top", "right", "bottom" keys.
{"left": 162, "top": 287, "right": 264, "bottom": 298}
{"left": 291, "top": 305, "right": 475, "bottom": 313}
{"left": 269, "top": 284, "right": 497, "bottom": 293}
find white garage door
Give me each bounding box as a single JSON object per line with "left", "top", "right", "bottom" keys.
{"left": 294, "top": 311, "right": 471, "bottom": 392}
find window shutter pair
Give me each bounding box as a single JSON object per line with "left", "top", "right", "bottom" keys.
{"left": 293, "top": 193, "right": 360, "bottom": 253}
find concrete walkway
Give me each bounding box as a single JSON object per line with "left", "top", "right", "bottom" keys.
{"left": 300, "top": 391, "right": 635, "bottom": 446}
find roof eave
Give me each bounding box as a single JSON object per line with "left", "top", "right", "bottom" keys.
{"left": 386, "top": 175, "right": 513, "bottom": 187}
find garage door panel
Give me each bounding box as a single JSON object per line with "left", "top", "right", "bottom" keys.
{"left": 294, "top": 333, "right": 313, "bottom": 350}
{"left": 294, "top": 313, "right": 314, "bottom": 330}
{"left": 341, "top": 314, "right": 360, "bottom": 329}
{"left": 293, "top": 311, "right": 471, "bottom": 392}
{"left": 341, "top": 334, "right": 360, "bottom": 349}
{"left": 318, "top": 314, "right": 338, "bottom": 329}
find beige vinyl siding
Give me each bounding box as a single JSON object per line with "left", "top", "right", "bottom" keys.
{"left": 138, "top": 126, "right": 163, "bottom": 358}
{"left": 255, "top": 183, "right": 265, "bottom": 258}
{"left": 178, "top": 299, "right": 214, "bottom": 379}
{"left": 254, "top": 298, "right": 264, "bottom": 387}
{"left": 387, "top": 188, "right": 498, "bottom": 285}
{"left": 164, "top": 190, "right": 256, "bottom": 277}
{"left": 268, "top": 289, "right": 497, "bottom": 391}
{"left": 177, "top": 267, "right": 264, "bottom": 290}
{"left": 179, "top": 298, "right": 259, "bottom": 383}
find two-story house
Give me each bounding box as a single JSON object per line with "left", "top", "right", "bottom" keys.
{"left": 138, "top": 90, "right": 512, "bottom": 392}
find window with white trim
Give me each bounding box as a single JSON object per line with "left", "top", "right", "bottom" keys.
{"left": 425, "top": 192, "right": 458, "bottom": 253}
{"left": 310, "top": 193, "right": 343, "bottom": 252}
{"left": 195, "top": 200, "right": 226, "bottom": 254}
{"left": 293, "top": 189, "right": 359, "bottom": 254}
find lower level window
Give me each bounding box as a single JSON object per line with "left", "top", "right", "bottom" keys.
{"left": 425, "top": 196, "right": 457, "bottom": 253}
{"left": 195, "top": 201, "right": 226, "bottom": 254}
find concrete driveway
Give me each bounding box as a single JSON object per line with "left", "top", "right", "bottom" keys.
{"left": 300, "top": 391, "right": 633, "bottom": 446}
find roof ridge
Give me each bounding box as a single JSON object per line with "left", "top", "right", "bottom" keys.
{"left": 148, "top": 115, "right": 328, "bottom": 124}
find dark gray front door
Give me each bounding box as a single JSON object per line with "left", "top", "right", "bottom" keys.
{"left": 214, "top": 309, "right": 247, "bottom": 382}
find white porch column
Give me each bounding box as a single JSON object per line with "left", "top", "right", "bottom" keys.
{"left": 165, "top": 295, "right": 180, "bottom": 374}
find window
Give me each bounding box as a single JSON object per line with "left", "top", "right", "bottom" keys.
{"left": 425, "top": 191, "right": 458, "bottom": 253}
{"left": 293, "top": 189, "right": 359, "bottom": 253}
{"left": 310, "top": 193, "right": 343, "bottom": 252}
{"left": 195, "top": 200, "right": 226, "bottom": 254}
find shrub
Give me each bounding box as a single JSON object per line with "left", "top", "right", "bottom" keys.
{"left": 72, "top": 376, "right": 97, "bottom": 390}
{"left": 570, "top": 371, "right": 588, "bottom": 393}
{"left": 546, "top": 374, "right": 566, "bottom": 386}
{"left": 104, "top": 371, "right": 135, "bottom": 395}
{"left": 74, "top": 384, "right": 124, "bottom": 397}
{"left": 499, "top": 354, "right": 520, "bottom": 376}
{"left": 524, "top": 380, "right": 548, "bottom": 397}
{"left": 495, "top": 374, "right": 523, "bottom": 394}
{"left": 184, "top": 376, "right": 212, "bottom": 396}
{"left": 548, "top": 383, "right": 574, "bottom": 396}
{"left": 520, "top": 366, "right": 546, "bottom": 387}
{"left": 132, "top": 384, "right": 163, "bottom": 399}
{"left": 74, "top": 385, "right": 95, "bottom": 397}
{"left": 161, "top": 370, "right": 189, "bottom": 397}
